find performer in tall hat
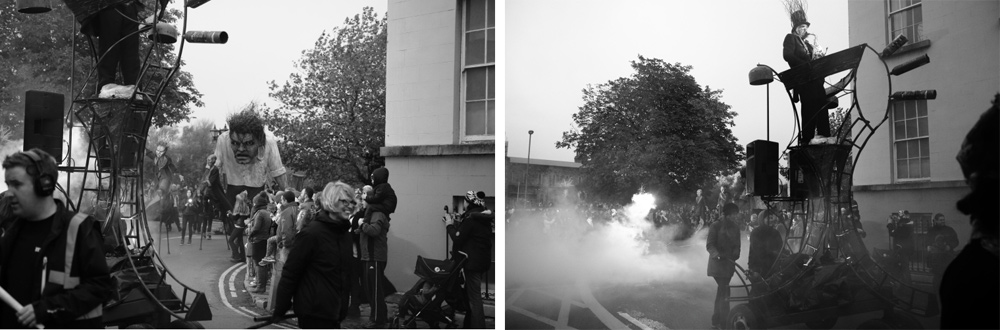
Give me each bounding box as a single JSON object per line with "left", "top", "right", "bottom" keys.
{"left": 782, "top": 0, "right": 835, "bottom": 145}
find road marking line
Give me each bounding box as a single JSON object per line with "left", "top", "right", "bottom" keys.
{"left": 558, "top": 295, "right": 571, "bottom": 327}
{"left": 507, "top": 305, "right": 570, "bottom": 329}
{"left": 618, "top": 311, "right": 660, "bottom": 330}
{"left": 239, "top": 306, "right": 260, "bottom": 316}
{"left": 507, "top": 289, "right": 524, "bottom": 305}
{"left": 575, "top": 280, "right": 630, "bottom": 330}
{"left": 218, "top": 263, "right": 258, "bottom": 320}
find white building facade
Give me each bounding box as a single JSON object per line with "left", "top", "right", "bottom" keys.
{"left": 383, "top": 0, "right": 496, "bottom": 296}
{"left": 848, "top": 0, "right": 998, "bottom": 250}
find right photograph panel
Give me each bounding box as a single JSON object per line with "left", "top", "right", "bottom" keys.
{"left": 505, "top": 0, "right": 998, "bottom": 329}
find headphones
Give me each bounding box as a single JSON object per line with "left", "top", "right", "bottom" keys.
{"left": 20, "top": 150, "right": 55, "bottom": 197}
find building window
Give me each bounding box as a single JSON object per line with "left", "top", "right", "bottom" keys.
{"left": 462, "top": 0, "right": 495, "bottom": 140}
{"left": 887, "top": 0, "right": 923, "bottom": 43}
{"left": 892, "top": 100, "right": 929, "bottom": 180}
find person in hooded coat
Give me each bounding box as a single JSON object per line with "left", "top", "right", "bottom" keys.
{"left": 446, "top": 191, "right": 494, "bottom": 329}
{"left": 271, "top": 181, "right": 354, "bottom": 329}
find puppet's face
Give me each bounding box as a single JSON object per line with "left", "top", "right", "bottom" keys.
{"left": 230, "top": 132, "right": 261, "bottom": 164}
{"left": 156, "top": 146, "right": 166, "bottom": 158}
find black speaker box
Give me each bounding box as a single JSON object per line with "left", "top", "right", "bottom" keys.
{"left": 23, "top": 91, "right": 65, "bottom": 158}
{"left": 747, "top": 140, "right": 778, "bottom": 196}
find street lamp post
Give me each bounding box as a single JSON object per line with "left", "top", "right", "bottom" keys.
{"left": 523, "top": 130, "right": 534, "bottom": 207}
{"left": 210, "top": 124, "right": 228, "bottom": 143}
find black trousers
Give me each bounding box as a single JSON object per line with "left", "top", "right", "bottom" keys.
{"left": 298, "top": 316, "right": 340, "bottom": 329}
{"left": 182, "top": 213, "right": 200, "bottom": 241}
{"left": 797, "top": 81, "right": 831, "bottom": 144}
{"left": 712, "top": 275, "right": 732, "bottom": 327}
{"left": 95, "top": 2, "right": 140, "bottom": 87}
{"left": 362, "top": 260, "right": 388, "bottom": 324}
{"left": 463, "top": 270, "right": 486, "bottom": 329}
{"left": 228, "top": 227, "right": 245, "bottom": 259}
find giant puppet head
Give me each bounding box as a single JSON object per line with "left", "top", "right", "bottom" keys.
{"left": 226, "top": 104, "right": 267, "bottom": 165}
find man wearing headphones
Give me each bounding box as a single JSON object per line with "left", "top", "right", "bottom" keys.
{"left": 0, "top": 149, "right": 112, "bottom": 328}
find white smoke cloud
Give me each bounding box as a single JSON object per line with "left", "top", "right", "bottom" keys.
{"left": 507, "top": 192, "right": 723, "bottom": 287}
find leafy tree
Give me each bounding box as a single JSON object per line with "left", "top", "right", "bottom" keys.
{"left": 262, "top": 7, "right": 386, "bottom": 186}
{"left": 558, "top": 56, "right": 744, "bottom": 204}
{"left": 0, "top": 0, "right": 203, "bottom": 141}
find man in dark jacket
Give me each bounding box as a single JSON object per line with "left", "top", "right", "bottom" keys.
{"left": 707, "top": 203, "right": 741, "bottom": 329}
{"left": 1, "top": 149, "right": 112, "bottom": 328}
{"left": 887, "top": 209, "right": 915, "bottom": 280}
{"left": 446, "top": 191, "right": 494, "bottom": 329}
{"left": 926, "top": 213, "right": 958, "bottom": 292}
{"left": 272, "top": 181, "right": 354, "bottom": 329}
{"left": 748, "top": 210, "right": 782, "bottom": 278}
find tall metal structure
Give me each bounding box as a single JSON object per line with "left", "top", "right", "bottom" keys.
{"left": 18, "top": 1, "right": 225, "bottom": 327}
{"left": 728, "top": 39, "right": 937, "bottom": 329}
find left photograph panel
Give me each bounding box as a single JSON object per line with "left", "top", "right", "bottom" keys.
{"left": 0, "top": 0, "right": 496, "bottom": 328}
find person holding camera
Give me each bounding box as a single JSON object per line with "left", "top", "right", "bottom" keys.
{"left": 444, "top": 191, "right": 493, "bottom": 329}
{"left": 887, "top": 209, "right": 915, "bottom": 281}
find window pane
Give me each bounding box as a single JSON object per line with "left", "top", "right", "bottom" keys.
{"left": 908, "top": 140, "right": 920, "bottom": 158}
{"left": 465, "top": 31, "right": 485, "bottom": 66}
{"left": 917, "top": 100, "right": 927, "bottom": 116}
{"left": 909, "top": 160, "right": 920, "bottom": 178}
{"left": 906, "top": 119, "right": 918, "bottom": 138}
{"left": 896, "top": 141, "right": 907, "bottom": 159}
{"left": 466, "top": 67, "right": 486, "bottom": 100}
{"left": 487, "top": 0, "right": 495, "bottom": 27}
{"left": 487, "top": 67, "right": 495, "bottom": 99}
{"left": 487, "top": 100, "right": 495, "bottom": 135}
{"left": 915, "top": 22, "right": 923, "bottom": 41}
{"left": 919, "top": 138, "right": 929, "bottom": 156}
{"left": 466, "top": 101, "right": 486, "bottom": 135}
{"left": 905, "top": 101, "right": 916, "bottom": 118}
{"left": 466, "top": 0, "right": 485, "bottom": 31}
{"left": 893, "top": 104, "right": 904, "bottom": 121}
{"left": 894, "top": 121, "right": 904, "bottom": 140}
{"left": 487, "top": 28, "right": 495, "bottom": 63}
{"left": 918, "top": 117, "right": 928, "bottom": 136}
{"left": 920, "top": 157, "right": 930, "bottom": 177}
{"left": 897, "top": 160, "right": 909, "bottom": 179}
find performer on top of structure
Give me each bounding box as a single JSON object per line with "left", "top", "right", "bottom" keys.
{"left": 214, "top": 104, "right": 288, "bottom": 214}
{"left": 60, "top": 0, "right": 171, "bottom": 99}
{"left": 782, "top": 0, "right": 835, "bottom": 145}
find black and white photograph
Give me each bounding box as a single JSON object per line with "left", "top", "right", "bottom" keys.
{"left": 1, "top": 0, "right": 495, "bottom": 328}
{"left": 505, "top": 0, "right": 997, "bottom": 329}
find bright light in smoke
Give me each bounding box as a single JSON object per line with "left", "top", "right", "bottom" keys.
{"left": 626, "top": 192, "right": 656, "bottom": 219}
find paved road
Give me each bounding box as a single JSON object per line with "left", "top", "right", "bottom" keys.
{"left": 146, "top": 220, "right": 292, "bottom": 329}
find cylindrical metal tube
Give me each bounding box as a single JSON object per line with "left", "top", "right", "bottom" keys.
{"left": 890, "top": 54, "right": 930, "bottom": 76}
{"left": 881, "top": 34, "right": 909, "bottom": 58}
{"left": 16, "top": 0, "right": 51, "bottom": 14}
{"left": 186, "top": 0, "right": 211, "bottom": 8}
{"left": 184, "top": 31, "right": 229, "bottom": 44}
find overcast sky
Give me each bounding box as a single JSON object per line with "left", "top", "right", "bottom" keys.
{"left": 506, "top": 0, "right": 849, "bottom": 163}
{"left": 173, "top": 0, "right": 388, "bottom": 128}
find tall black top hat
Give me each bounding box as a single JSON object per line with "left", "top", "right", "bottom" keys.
{"left": 791, "top": 9, "right": 810, "bottom": 29}
{"left": 784, "top": 0, "right": 810, "bottom": 31}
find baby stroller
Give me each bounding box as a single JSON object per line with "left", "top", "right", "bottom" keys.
{"left": 390, "top": 252, "right": 469, "bottom": 329}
